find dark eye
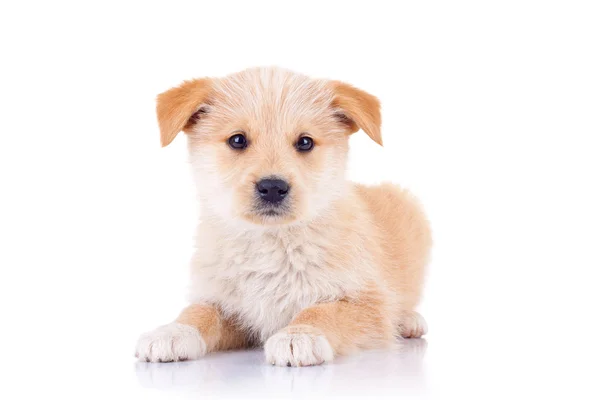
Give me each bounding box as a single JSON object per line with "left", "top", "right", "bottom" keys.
{"left": 296, "top": 136, "right": 314, "bottom": 152}
{"left": 228, "top": 133, "right": 247, "bottom": 150}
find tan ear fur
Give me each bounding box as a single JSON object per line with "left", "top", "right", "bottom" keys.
{"left": 156, "top": 79, "right": 212, "bottom": 147}
{"left": 331, "top": 81, "right": 382, "bottom": 146}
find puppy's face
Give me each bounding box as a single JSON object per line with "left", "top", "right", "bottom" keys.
{"left": 157, "top": 68, "right": 381, "bottom": 226}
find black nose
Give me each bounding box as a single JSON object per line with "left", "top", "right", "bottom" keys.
{"left": 256, "top": 178, "right": 289, "bottom": 203}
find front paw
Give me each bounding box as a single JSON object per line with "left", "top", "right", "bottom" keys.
{"left": 135, "top": 323, "right": 206, "bottom": 362}
{"left": 264, "top": 325, "right": 334, "bottom": 367}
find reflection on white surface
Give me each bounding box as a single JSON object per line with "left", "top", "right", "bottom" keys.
{"left": 135, "top": 339, "right": 428, "bottom": 398}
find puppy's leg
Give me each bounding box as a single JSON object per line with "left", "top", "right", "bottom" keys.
{"left": 135, "top": 304, "right": 247, "bottom": 362}
{"left": 397, "top": 310, "right": 428, "bottom": 338}
{"left": 264, "top": 297, "right": 394, "bottom": 367}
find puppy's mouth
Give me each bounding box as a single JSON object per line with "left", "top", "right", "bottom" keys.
{"left": 258, "top": 209, "right": 284, "bottom": 217}
{"left": 249, "top": 200, "right": 295, "bottom": 223}
{"left": 254, "top": 203, "right": 290, "bottom": 217}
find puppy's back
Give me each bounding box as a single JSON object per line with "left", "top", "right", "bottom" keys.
{"left": 354, "top": 183, "right": 431, "bottom": 311}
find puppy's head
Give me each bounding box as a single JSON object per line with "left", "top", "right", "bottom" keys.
{"left": 157, "top": 67, "right": 381, "bottom": 226}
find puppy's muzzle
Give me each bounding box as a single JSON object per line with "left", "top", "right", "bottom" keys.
{"left": 256, "top": 178, "right": 289, "bottom": 204}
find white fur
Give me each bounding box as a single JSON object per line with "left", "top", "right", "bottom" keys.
{"left": 187, "top": 220, "right": 372, "bottom": 343}
{"left": 136, "top": 323, "right": 206, "bottom": 362}
{"left": 264, "top": 331, "right": 334, "bottom": 367}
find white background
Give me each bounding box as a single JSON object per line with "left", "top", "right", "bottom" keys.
{"left": 1, "top": 1, "right": 599, "bottom": 399}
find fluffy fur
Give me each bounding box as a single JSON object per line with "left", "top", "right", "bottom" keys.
{"left": 136, "top": 67, "right": 431, "bottom": 366}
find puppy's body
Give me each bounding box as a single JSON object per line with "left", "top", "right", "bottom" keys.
{"left": 136, "top": 68, "right": 431, "bottom": 366}
{"left": 189, "top": 183, "right": 429, "bottom": 346}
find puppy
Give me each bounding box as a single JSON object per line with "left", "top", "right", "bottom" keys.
{"left": 135, "top": 67, "right": 431, "bottom": 367}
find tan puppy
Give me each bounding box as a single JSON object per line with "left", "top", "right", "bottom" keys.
{"left": 135, "top": 67, "right": 431, "bottom": 367}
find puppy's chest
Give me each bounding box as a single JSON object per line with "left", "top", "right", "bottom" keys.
{"left": 190, "top": 230, "right": 345, "bottom": 341}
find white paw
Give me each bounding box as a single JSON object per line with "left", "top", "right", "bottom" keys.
{"left": 264, "top": 330, "right": 334, "bottom": 367}
{"left": 135, "top": 323, "right": 206, "bottom": 362}
{"left": 398, "top": 311, "right": 428, "bottom": 338}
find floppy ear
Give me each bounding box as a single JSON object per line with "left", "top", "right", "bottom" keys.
{"left": 156, "top": 78, "right": 213, "bottom": 147}
{"left": 330, "top": 81, "right": 382, "bottom": 146}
